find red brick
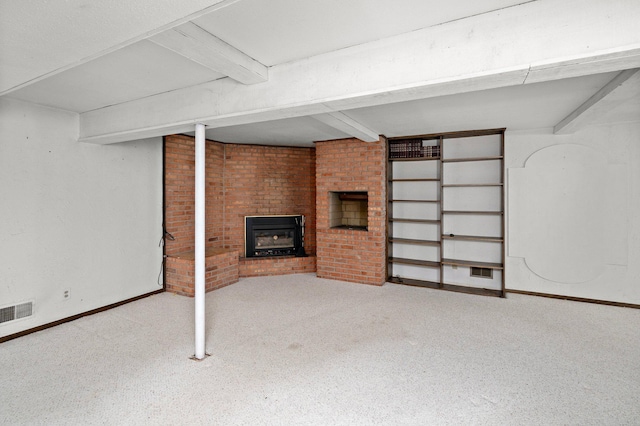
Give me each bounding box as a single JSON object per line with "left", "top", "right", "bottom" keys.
{"left": 315, "top": 138, "right": 387, "bottom": 286}
{"left": 165, "top": 248, "right": 240, "bottom": 297}
{"left": 164, "top": 135, "right": 317, "bottom": 287}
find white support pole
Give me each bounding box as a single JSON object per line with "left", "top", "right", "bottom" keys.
{"left": 194, "top": 122, "right": 206, "bottom": 359}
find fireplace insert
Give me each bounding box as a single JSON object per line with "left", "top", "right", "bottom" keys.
{"left": 245, "top": 215, "right": 306, "bottom": 258}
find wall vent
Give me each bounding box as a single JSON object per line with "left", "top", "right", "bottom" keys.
{"left": 0, "top": 302, "right": 33, "bottom": 325}
{"left": 470, "top": 267, "right": 493, "bottom": 279}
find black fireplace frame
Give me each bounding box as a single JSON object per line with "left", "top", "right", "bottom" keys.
{"left": 245, "top": 215, "right": 305, "bottom": 258}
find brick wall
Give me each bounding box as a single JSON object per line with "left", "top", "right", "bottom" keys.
{"left": 223, "top": 144, "right": 316, "bottom": 258}
{"left": 240, "top": 256, "right": 316, "bottom": 277}
{"left": 165, "top": 248, "right": 239, "bottom": 296}
{"left": 164, "top": 136, "right": 316, "bottom": 288}
{"left": 315, "top": 138, "right": 387, "bottom": 285}
{"left": 164, "top": 135, "right": 224, "bottom": 255}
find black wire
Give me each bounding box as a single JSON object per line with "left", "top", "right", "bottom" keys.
{"left": 156, "top": 230, "right": 175, "bottom": 287}
{"left": 157, "top": 234, "right": 165, "bottom": 287}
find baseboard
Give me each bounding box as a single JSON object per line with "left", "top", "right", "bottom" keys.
{"left": 0, "top": 289, "right": 165, "bottom": 344}
{"left": 506, "top": 289, "right": 640, "bottom": 309}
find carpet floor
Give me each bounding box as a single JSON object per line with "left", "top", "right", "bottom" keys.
{"left": 2, "top": 273, "right": 639, "bottom": 425}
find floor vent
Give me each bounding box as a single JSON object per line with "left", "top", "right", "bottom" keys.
{"left": 0, "top": 302, "right": 33, "bottom": 324}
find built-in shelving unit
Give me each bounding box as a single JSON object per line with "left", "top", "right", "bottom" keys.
{"left": 387, "top": 129, "right": 505, "bottom": 297}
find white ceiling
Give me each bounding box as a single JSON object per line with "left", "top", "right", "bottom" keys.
{"left": 6, "top": 40, "right": 226, "bottom": 113}
{"left": 197, "top": 72, "right": 621, "bottom": 145}
{"left": 2, "top": 0, "right": 639, "bottom": 147}
{"left": 191, "top": 0, "right": 530, "bottom": 67}
{"left": 348, "top": 72, "right": 624, "bottom": 137}
{"left": 587, "top": 71, "right": 640, "bottom": 127}
{"left": 198, "top": 116, "right": 349, "bottom": 146}
{"left": 0, "top": 0, "right": 235, "bottom": 93}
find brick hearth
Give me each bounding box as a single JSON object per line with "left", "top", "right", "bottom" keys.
{"left": 166, "top": 248, "right": 239, "bottom": 296}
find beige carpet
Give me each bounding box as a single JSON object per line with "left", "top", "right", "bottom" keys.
{"left": 2, "top": 273, "right": 639, "bottom": 425}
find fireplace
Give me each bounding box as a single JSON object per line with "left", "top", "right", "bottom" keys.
{"left": 245, "top": 215, "right": 306, "bottom": 258}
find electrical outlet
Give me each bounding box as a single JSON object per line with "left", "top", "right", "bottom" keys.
{"left": 63, "top": 289, "right": 70, "bottom": 300}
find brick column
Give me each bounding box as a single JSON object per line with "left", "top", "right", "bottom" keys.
{"left": 315, "top": 138, "right": 387, "bottom": 285}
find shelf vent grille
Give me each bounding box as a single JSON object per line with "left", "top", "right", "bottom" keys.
{"left": 471, "top": 267, "right": 493, "bottom": 279}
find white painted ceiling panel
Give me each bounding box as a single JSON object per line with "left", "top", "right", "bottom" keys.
{"left": 192, "top": 0, "right": 530, "bottom": 66}
{"left": 200, "top": 116, "right": 349, "bottom": 146}
{"left": 0, "top": 0, "right": 238, "bottom": 94}
{"left": 7, "top": 40, "right": 226, "bottom": 113}
{"left": 586, "top": 71, "right": 640, "bottom": 127}
{"left": 346, "top": 72, "right": 622, "bottom": 138}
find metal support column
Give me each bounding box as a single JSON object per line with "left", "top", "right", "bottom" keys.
{"left": 194, "top": 123, "right": 206, "bottom": 360}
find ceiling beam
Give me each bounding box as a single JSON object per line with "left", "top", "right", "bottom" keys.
{"left": 149, "top": 22, "right": 267, "bottom": 85}
{"left": 526, "top": 46, "right": 640, "bottom": 84}
{"left": 554, "top": 69, "right": 639, "bottom": 135}
{"left": 78, "top": 69, "right": 528, "bottom": 144}
{"left": 311, "top": 112, "right": 379, "bottom": 142}
{"left": 78, "top": 0, "right": 640, "bottom": 144}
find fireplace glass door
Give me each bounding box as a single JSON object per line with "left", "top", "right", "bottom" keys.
{"left": 245, "top": 215, "right": 304, "bottom": 257}
{"left": 255, "top": 228, "right": 295, "bottom": 251}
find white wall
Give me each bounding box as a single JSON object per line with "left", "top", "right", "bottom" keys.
{"left": 506, "top": 122, "right": 640, "bottom": 304}
{"left": 0, "top": 98, "right": 163, "bottom": 337}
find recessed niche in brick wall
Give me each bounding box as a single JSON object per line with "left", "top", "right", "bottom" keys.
{"left": 329, "top": 191, "right": 368, "bottom": 230}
